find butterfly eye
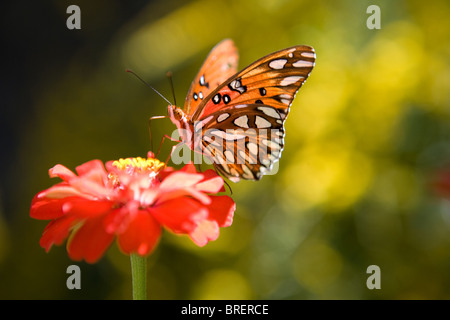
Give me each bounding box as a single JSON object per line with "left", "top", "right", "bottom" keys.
{"left": 173, "top": 108, "right": 184, "bottom": 120}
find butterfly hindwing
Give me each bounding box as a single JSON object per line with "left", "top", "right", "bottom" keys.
{"left": 194, "top": 104, "right": 286, "bottom": 182}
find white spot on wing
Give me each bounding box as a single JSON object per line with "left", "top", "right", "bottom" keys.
{"left": 234, "top": 115, "right": 249, "bottom": 128}
{"left": 269, "top": 59, "right": 288, "bottom": 70}
{"left": 214, "top": 154, "right": 225, "bottom": 164}
{"left": 262, "top": 139, "right": 281, "bottom": 151}
{"left": 217, "top": 113, "right": 230, "bottom": 123}
{"left": 271, "top": 150, "right": 281, "bottom": 159}
{"left": 274, "top": 137, "right": 283, "bottom": 144}
{"left": 230, "top": 167, "right": 239, "bottom": 177}
{"left": 279, "top": 94, "right": 292, "bottom": 106}
{"left": 203, "top": 135, "right": 214, "bottom": 144}
{"left": 301, "top": 51, "right": 316, "bottom": 59}
{"left": 247, "top": 142, "right": 258, "bottom": 156}
{"left": 219, "top": 163, "right": 230, "bottom": 174}
{"left": 257, "top": 106, "right": 280, "bottom": 119}
{"left": 287, "top": 48, "right": 296, "bottom": 58}
{"left": 238, "top": 150, "right": 247, "bottom": 162}
{"left": 242, "top": 165, "right": 254, "bottom": 179}
{"left": 224, "top": 150, "right": 235, "bottom": 163}
{"left": 255, "top": 116, "right": 272, "bottom": 128}
{"left": 293, "top": 60, "right": 314, "bottom": 68}
{"left": 211, "top": 129, "right": 246, "bottom": 141}
{"left": 280, "top": 76, "right": 303, "bottom": 86}
{"left": 261, "top": 158, "right": 271, "bottom": 168}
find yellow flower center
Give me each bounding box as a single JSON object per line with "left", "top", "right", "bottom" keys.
{"left": 112, "top": 157, "right": 166, "bottom": 174}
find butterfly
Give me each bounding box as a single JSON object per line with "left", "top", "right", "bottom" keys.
{"left": 168, "top": 39, "right": 315, "bottom": 182}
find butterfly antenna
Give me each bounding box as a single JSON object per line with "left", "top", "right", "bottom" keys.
{"left": 126, "top": 69, "right": 173, "bottom": 106}
{"left": 166, "top": 71, "right": 177, "bottom": 106}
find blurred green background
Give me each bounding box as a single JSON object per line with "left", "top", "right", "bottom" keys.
{"left": 1, "top": 0, "right": 450, "bottom": 299}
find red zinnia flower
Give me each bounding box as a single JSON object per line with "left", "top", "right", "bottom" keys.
{"left": 30, "top": 152, "right": 235, "bottom": 263}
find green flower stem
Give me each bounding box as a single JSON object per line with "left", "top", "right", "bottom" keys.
{"left": 130, "top": 253, "right": 147, "bottom": 300}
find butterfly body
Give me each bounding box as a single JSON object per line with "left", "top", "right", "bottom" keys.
{"left": 168, "top": 105, "right": 194, "bottom": 148}
{"left": 168, "top": 39, "right": 315, "bottom": 182}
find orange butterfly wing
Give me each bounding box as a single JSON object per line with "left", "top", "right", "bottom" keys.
{"left": 192, "top": 45, "right": 316, "bottom": 182}
{"left": 183, "top": 39, "right": 239, "bottom": 116}
{"left": 196, "top": 105, "right": 286, "bottom": 181}
{"left": 192, "top": 45, "right": 315, "bottom": 121}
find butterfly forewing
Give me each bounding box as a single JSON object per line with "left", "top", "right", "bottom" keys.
{"left": 184, "top": 39, "right": 239, "bottom": 116}
{"left": 192, "top": 45, "right": 315, "bottom": 121}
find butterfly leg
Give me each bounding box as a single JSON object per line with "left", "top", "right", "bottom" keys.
{"left": 148, "top": 115, "right": 168, "bottom": 153}
{"left": 157, "top": 134, "right": 183, "bottom": 159}
{"left": 164, "top": 140, "right": 187, "bottom": 166}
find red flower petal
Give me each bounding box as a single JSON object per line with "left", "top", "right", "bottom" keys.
{"left": 189, "top": 219, "right": 219, "bottom": 247}
{"left": 39, "top": 215, "right": 77, "bottom": 252}
{"left": 155, "top": 187, "right": 211, "bottom": 206}
{"left": 180, "top": 162, "right": 197, "bottom": 174}
{"left": 75, "top": 159, "right": 107, "bottom": 178}
{"left": 39, "top": 184, "right": 87, "bottom": 199}
{"left": 30, "top": 193, "right": 72, "bottom": 219}
{"left": 117, "top": 210, "right": 161, "bottom": 256}
{"left": 158, "top": 167, "right": 175, "bottom": 181}
{"left": 150, "top": 197, "right": 208, "bottom": 234}
{"left": 160, "top": 171, "right": 204, "bottom": 189}
{"left": 103, "top": 207, "right": 130, "bottom": 234}
{"left": 187, "top": 196, "right": 235, "bottom": 246}
{"left": 69, "top": 176, "right": 113, "bottom": 199}
{"left": 49, "top": 164, "right": 77, "bottom": 181}
{"left": 195, "top": 169, "right": 226, "bottom": 193}
{"left": 206, "top": 195, "right": 235, "bottom": 227}
{"left": 67, "top": 215, "right": 114, "bottom": 263}
{"left": 62, "top": 198, "right": 113, "bottom": 219}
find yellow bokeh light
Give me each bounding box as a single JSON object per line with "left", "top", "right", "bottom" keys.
{"left": 282, "top": 139, "right": 373, "bottom": 212}
{"left": 292, "top": 239, "right": 343, "bottom": 295}
{"left": 192, "top": 269, "right": 252, "bottom": 299}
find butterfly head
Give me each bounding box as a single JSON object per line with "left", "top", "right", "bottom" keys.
{"left": 168, "top": 104, "right": 185, "bottom": 122}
